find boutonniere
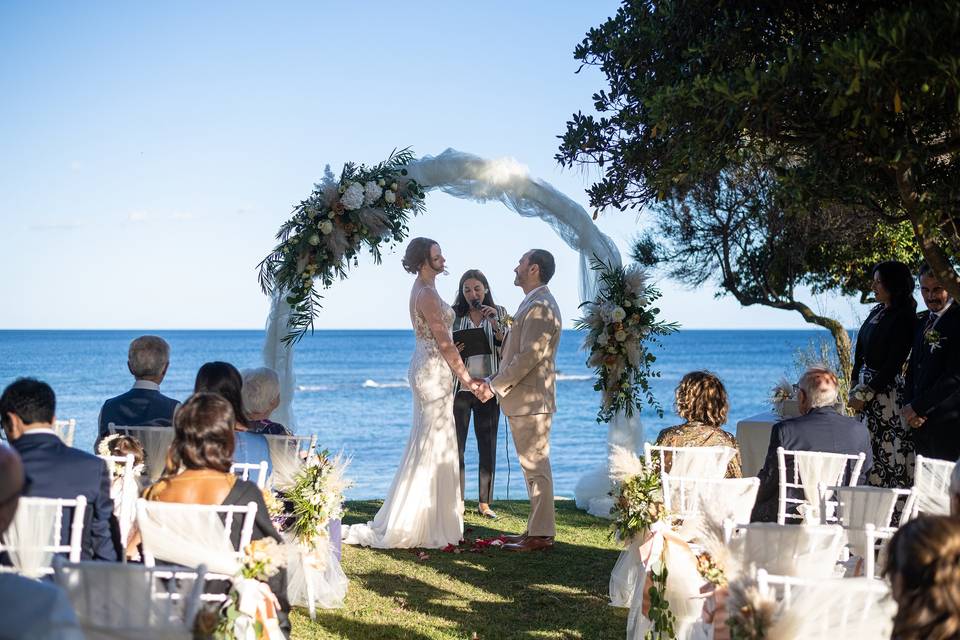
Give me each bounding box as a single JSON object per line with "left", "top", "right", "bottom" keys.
{"left": 925, "top": 329, "right": 945, "bottom": 353}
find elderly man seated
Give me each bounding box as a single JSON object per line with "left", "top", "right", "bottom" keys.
{"left": 751, "top": 367, "right": 873, "bottom": 522}
{"left": 97, "top": 335, "right": 179, "bottom": 446}
{"left": 0, "top": 445, "right": 85, "bottom": 639}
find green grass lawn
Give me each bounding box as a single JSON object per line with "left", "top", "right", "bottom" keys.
{"left": 291, "top": 500, "right": 628, "bottom": 639}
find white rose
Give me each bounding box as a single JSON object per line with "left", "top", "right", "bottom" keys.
{"left": 615, "top": 330, "right": 628, "bottom": 342}
{"left": 390, "top": 182, "right": 398, "bottom": 191}
{"left": 611, "top": 306, "right": 627, "bottom": 322}
{"left": 384, "top": 190, "right": 396, "bottom": 204}
{"left": 319, "top": 220, "right": 333, "bottom": 235}
{"left": 377, "top": 178, "right": 386, "bottom": 187}
{"left": 327, "top": 210, "right": 336, "bottom": 219}
{"left": 308, "top": 234, "right": 320, "bottom": 245}
{"left": 596, "top": 333, "right": 609, "bottom": 346}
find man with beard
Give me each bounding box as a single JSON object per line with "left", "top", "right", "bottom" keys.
{"left": 902, "top": 264, "right": 960, "bottom": 461}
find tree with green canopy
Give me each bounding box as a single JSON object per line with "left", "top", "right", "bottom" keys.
{"left": 558, "top": 0, "right": 960, "bottom": 303}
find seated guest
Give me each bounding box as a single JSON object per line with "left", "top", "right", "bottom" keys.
{"left": 902, "top": 263, "right": 960, "bottom": 462}
{"left": 750, "top": 367, "right": 873, "bottom": 522}
{"left": 1, "top": 378, "right": 120, "bottom": 560}
{"left": 194, "top": 361, "right": 271, "bottom": 476}
{"left": 655, "top": 370, "right": 742, "bottom": 478}
{"left": 97, "top": 335, "right": 179, "bottom": 445}
{"left": 143, "top": 392, "right": 289, "bottom": 631}
{"left": 101, "top": 434, "right": 148, "bottom": 497}
{"left": 0, "top": 445, "right": 85, "bottom": 639}
{"left": 242, "top": 367, "right": 292, "bottom": 435}
{"left": 884, "top": 515, "right": 960, "bottom": 640}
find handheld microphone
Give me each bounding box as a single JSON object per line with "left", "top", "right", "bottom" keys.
{"left": 471, "top": 299, "right": 483, "bottom": 310}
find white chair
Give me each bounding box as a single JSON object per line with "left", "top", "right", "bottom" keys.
{"left": 817, "top": 484, "right": 912, "bottom": 561}
{"left": 643, "top": 443, "right": 736, "bottom": 478}
{"left": 910, "top": 454, "right": 954, "bottom": 517}
{"left": 54, "top": 418, "right": 76, "bottom": 446}
{"left": 53, "top": 557, "right": 207, "bottom": 640}
{"left": 231, "top": 460, "right": 269, "bottom": 489}
{"left": 97, "top": 453, "right": 139, "bottom": 545}
{"left": 109, "top": 424, "right": 175, "bottom": 481}
{"left": 777, "top": 447, "right": 866, "bottom": 524}
{"left": 0, "top": 495, "right": 86, "bottom": 577}
{"left": 264, "top": 433, "right": 317, "bottom": 489}
{"left": 135, "top": 499, "right": 257, "bottom": 600}
{"left": 755, "top": 569, "right": 894, "bottom": 637}
{"left": 863, "top": 523, "right": 896, "bottom": 579}
{"left": 661, "top": 475, "right": 759, "bottom": 525}
{"left": 723, "top": 520, "right": 846, "bottom": 578}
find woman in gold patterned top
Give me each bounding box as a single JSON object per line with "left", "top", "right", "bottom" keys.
{"left": 655, "top": 371, "right": 742, "bottom": 478}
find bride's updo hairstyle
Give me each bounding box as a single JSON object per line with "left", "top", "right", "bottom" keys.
{"left": 163, "top": 392, "right": 236, "bottom": 478}
{"left": 884, "top": 515, "right": 960, "bottom": 639}
{"left": 402, "top": 237, "right": 437, "bottom": 274}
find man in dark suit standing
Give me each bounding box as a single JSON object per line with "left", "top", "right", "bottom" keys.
{"left": 751, "top": 367, "right": 873, "bottom": 522}
{"left": 2, "top": 378, "right": 120, "bottom": 561}
{"left": 902, "top": 264, "right": 960, "bottom": 461}
{"left": 97, "top": 335, "right": 179, "bottom": 445}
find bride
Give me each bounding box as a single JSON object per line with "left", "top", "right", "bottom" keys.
{"left": 343, "top": 237, "right": 481, "bottom": 548}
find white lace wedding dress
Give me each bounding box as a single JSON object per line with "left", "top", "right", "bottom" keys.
{"left": 342, "top": 289, "right": 464, "bottom": 548}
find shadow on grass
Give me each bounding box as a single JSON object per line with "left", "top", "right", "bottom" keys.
{"left": 301, "top": 499, "right": 628, "bottom": 639}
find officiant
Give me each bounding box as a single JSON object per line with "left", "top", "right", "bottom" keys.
{"left": 452, "top": 269, "right": 509, "bottom": 519}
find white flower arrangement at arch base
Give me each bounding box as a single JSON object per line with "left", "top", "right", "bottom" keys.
{"left": 258, "top": 148, "right": 427, "bottom": 345}
{"left": 575, "top": 258, "right": 678, "bottom": 423}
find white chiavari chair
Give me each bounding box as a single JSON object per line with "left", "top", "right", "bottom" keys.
{"left": 264, "top": 433, "right": 317, "bottom": 489}
{"left": 53, "top": 418, "right": 76, "bottom": 446}
{"left": 97, "top": 453, "right": 139, "bottom": 545}
{"left": 910, "top": 454, "right": 954, "bottom": 517}
{"left": 723, "top": 520, "right": 846, "bottom": 578}
{"left": 53, "top": 557, "right": 207, "bottom": 639}
{"left": 0, "top": 495, "right": 86, "bottom": 577}
{"left": 109, "top": 424, "right": 175, "bottom": 482}
{"left": 643, "top": 443, "right": 736, "bottom": 478}
{"left": 777, "top": 447, "right": 865, "bottom": 524}
{"left": 230, "top": 460, "right": 269, "bottom": 489}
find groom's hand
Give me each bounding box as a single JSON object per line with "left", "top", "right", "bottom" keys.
{"left": 476, "top": 380, "right": 495, "bottom": 403}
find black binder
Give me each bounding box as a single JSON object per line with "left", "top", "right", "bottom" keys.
{"left": 452, "top": 327, "right": 492, "bottom": 359}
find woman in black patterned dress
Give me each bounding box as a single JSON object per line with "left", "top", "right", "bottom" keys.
{"left": 849, "top": 261, "right": 917, "bottom": 488}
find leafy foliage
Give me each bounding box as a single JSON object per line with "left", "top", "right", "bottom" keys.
{"left": 609, "top": 463, "right": 667, "bottom": 543}
{"left": 558, "top": 0, "right": 960, "bottom": 299}
{"left": 259, "top": 148, "right": 426, "bottom": 344}
{"left": 576, "top": 258, "right": 678, "bottom": 422}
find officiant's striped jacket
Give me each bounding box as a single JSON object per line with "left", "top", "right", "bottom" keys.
{"left": 452, "top": 304, "right": 509, "bottom": 394}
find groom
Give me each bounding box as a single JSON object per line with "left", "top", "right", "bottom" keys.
{"left": 478, "top": 249, "right": 562, "bottom": 552}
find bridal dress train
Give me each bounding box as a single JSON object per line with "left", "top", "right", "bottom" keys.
{"left": 342, "top": 289, "right": 464, "bottom": 549}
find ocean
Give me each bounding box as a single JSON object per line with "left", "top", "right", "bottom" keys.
{"left": 0, "top": 329, "right": 838, "bottom": 500}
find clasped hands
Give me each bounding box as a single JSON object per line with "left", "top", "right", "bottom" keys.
{"left": 466, "top": 378, "right": 495, "bottom": 402}
{"left": 901, "top": 403, "right": 926, "bottom": 429}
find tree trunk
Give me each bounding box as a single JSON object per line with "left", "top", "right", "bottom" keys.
{"left": 894, "top": 164, "right": 960, "bottom": 300}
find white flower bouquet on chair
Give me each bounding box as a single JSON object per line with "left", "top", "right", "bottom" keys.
{"left": 273, "top": 449, "right": 352, "bottom": 617}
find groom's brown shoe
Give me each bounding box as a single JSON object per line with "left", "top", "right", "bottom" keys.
{"left": 502, "top": 532, "right": 527, "bottom": 544}
{"left": 503, "top": 536, "right": 554, "bottom": 552}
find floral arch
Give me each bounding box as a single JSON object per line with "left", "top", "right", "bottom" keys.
{"left": 258, "top": 148, "right": 641, "bottom": 515}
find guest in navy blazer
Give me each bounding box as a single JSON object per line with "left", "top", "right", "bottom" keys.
{"left": 2, "top": 378, "right": 120, "bottom": 561}
{"left": 751, "top": 367, "right": 873, "bottom": 523}
{"left": 97, "top": 335, "right": 179, "bottom": 446}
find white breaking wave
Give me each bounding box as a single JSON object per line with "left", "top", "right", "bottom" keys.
{"left": 297, "top": 384, "right": 334, "bottom": 392}
{"left": 362, "top": 379, "right": 410, "bottom": 389}
{"left": 556, "top": 374, "right": 593, "bottom": 382}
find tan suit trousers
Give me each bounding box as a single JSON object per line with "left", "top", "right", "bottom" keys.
{"left": 508, "top": 413, "right": 555, "bottom": 537}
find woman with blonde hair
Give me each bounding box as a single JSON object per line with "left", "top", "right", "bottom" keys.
{"left": 884, "top": 515, "right": 960, "bottom": 639}
{"left": 655, "top": 370, "right": 741, "bottom": 478}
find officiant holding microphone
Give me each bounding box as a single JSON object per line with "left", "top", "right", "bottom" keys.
{"left": 452, "top": 269, "right": 509, "bottom": 519}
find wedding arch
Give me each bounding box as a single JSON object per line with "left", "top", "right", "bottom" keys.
{"left": 259, "top": 148, "right": 639, "bottom": 516}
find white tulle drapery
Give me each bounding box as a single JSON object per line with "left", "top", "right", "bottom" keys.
{"left": 1, "top": 498, "right": 62, "bottom": 577}
{"left": 263, "top": 149, "right": 628, "bottom": 504}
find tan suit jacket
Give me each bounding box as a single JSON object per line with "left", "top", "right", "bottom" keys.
{"left": 491, "top": 286, "right": 562, "bottom": 417}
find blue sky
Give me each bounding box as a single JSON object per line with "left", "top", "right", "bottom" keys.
{"left": 0, "top": 1, "right": 865, "bottom": 330}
